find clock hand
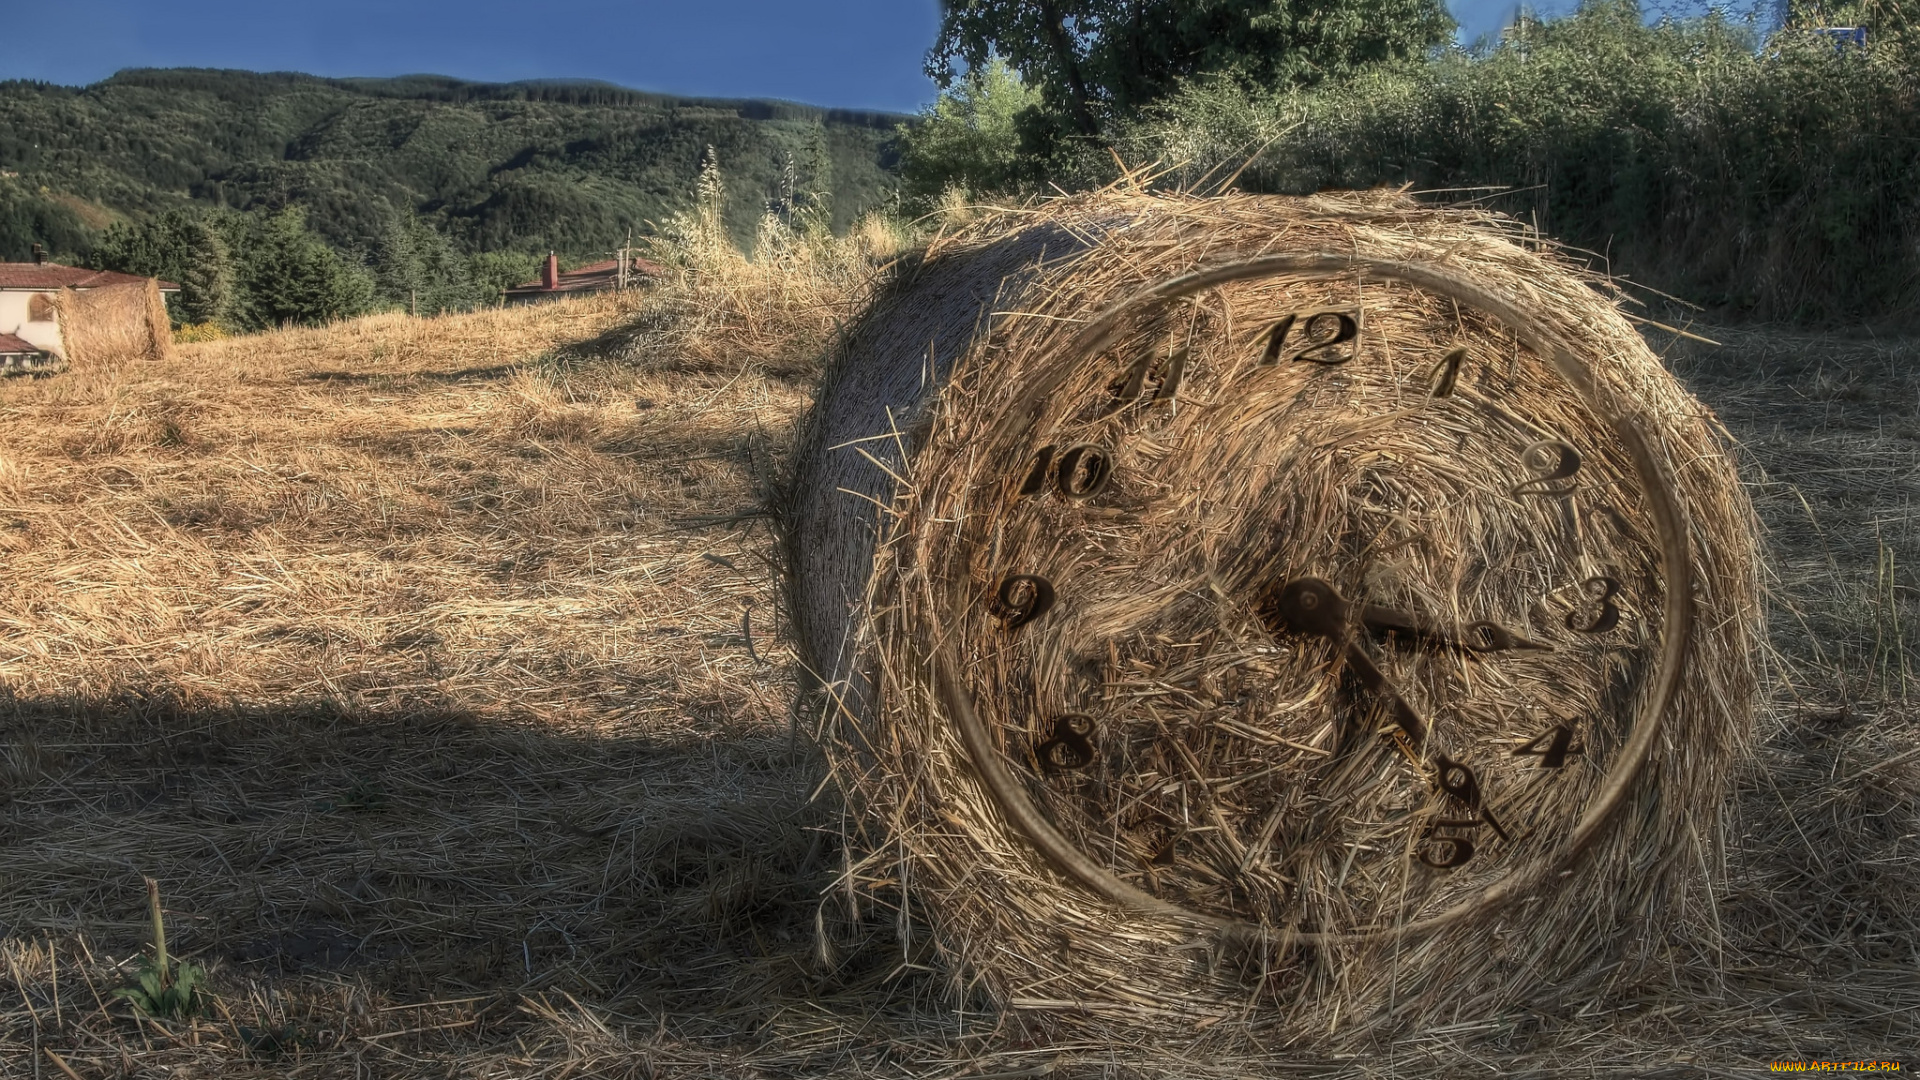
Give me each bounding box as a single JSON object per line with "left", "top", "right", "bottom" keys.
{"left": 1359, "top": 604, "right": 1552, "bottom": 654}
{"left": 1269, "top": 577, "right": 1428, "bottom": 756}
{"left": 1272, "top": 578, "right": 1514, "bottom": 841}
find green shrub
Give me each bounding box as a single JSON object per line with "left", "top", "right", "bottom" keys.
{"left": 469, "top": 249, "right": 541, "bottom": 306}
{"left": 1120, "top": 0, "right": 1920, "bottom": 321}
{"left": 897, "top": 60, "right": 1045, "bottom": 209}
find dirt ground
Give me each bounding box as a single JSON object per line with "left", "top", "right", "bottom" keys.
{"left": 0, "top": 291, "right": 1914, "bottom": 1077}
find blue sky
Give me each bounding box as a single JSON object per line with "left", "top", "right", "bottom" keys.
{"left": 3, "top": 0, "right": 1729, "bottom": 115}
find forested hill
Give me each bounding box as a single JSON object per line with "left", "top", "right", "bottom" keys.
{"left": 0, "top": 67, "right": 907, "bottom": 263}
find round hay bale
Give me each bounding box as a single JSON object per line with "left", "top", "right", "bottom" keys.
{"left": 786, "top": 190, "right": 1761, "bottom": 1038}
{"left": 46, "top": 279, "right": 174, "bottom": 371}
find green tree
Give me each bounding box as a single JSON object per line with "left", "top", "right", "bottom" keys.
{"left": 175, "top": 219, "right": 233, "bottom": 327}
{"left": 230, "top": 207, "right": 373, "bottom": 330}
{"left": 0, "top": 183, "right": 93, "bottom": 264}
{"left": 927, "top": 0, "right": 1456, "bottom": 133}
{"left": 1113, "top": 0, "right": 1920, "bottom": 321}
{"left": 770, "top": 124, "right": 836, "bottom": 234}
{"left": 374, "top": 213, "right": 483, "bottom": 315}
{"left": 92, "top": 212, "right": 190, "bottom": 282}
{"left": 468, "top": 250, "right": 541, "bottom": 307}
{"left": 91, "top": 209, "right": 229, "bottom": 327}
{"left": 897, "top": 59, "right": 1045, "bottom": 206}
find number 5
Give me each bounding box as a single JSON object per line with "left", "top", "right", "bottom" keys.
{"left": 1416, "top": 818, "right": 1480, "bottom": 868}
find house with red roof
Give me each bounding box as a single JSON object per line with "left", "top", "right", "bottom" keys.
{"left": 503, "top": 252, "right": 663, "bottom": 306}
{"left": 0, "top": 244, "right": 180, "bottom": 372}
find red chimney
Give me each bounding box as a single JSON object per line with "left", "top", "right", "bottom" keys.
{"left": 542, "top": 252, "right": 559, "bottom": 290}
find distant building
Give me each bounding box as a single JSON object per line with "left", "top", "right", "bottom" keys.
{"left": 0, "top": 333, "right": 44, "bottom": 374}
{"left": 0, "top": 245, "right": 180, "bottom": 371}
{"left": 504, "top": 251, "right": 664, "bottom": 306}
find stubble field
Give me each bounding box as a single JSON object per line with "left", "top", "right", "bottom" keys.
{"left": 0, "top": 271, "right": 1914, "bottom": 1077}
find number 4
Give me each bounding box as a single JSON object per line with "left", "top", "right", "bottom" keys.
{"left": 1511, "top": 724, "right": 1582, "bottom": 769}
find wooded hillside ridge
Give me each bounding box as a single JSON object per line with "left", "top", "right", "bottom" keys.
{"left": 0, "top": 68, "right": 906, "bottom": 267}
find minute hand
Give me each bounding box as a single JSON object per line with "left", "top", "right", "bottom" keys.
{"left": 1359, "top": 604, "right": 1551, "bottom": 654}
{"left": 1270, "top": 578, "right": 1429, "bottom": 751}
{"left": 1272, "top": 579, "right": 1514, "bottom": 840}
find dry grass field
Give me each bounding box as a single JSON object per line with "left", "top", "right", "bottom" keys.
{"left": 0, "top": 256, "right": 1915, "bottom": 1077}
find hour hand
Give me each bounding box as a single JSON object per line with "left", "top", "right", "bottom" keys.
{"left": 1267, "top": 577, "right": 1427, "bottom": 750}
{"left": 1360, "top": 604, "right": 1550, "bottom": 654}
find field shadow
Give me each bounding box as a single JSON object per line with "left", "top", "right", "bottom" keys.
{"left": 0, "top": 689, "right": 931, "bottom": 1067}
{"left": 304, "top": 364, "right": 522, "bottom": 385}
{"left": 1649, "top": 325, "right": 1920, "bottom": 1057}
{"left": 4, "top": 322, "right": 1917, "bottom": 1075}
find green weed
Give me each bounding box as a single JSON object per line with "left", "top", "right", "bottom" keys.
{"left": 113, "top": 876, "right": 206, "bottom": 1019}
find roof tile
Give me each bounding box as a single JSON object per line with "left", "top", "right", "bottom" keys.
{"left": 0, "top": 262, "right": 179, "bottom": 291}
{"left": 504, "top": 256, "right": 665, "bottom": 297}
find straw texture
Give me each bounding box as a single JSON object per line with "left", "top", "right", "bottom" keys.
{"left": 787, "top": 189, "right": 1762, "bottom": 1041}
{"left": 44, "top": 280, "right": 174, "bottom": 371}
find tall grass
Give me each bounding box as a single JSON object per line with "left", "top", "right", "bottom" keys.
{"left": 1116, "top": 0, "right": 1920, "bottom": 322}
{"left": 638, "top": 146, "right": 910, "bottom": 379}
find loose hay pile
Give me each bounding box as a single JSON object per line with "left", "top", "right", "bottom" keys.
{"left": 787, "top": 190, "right": 1763, "bottom": 1040}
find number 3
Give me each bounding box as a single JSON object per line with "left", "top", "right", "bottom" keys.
{"left": 1566, "top": 576, "right": 1622, "bottom": 634}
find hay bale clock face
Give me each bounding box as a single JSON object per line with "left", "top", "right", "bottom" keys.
{"left": 920, "top": 255, "right": 1692, "bottom": 940}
